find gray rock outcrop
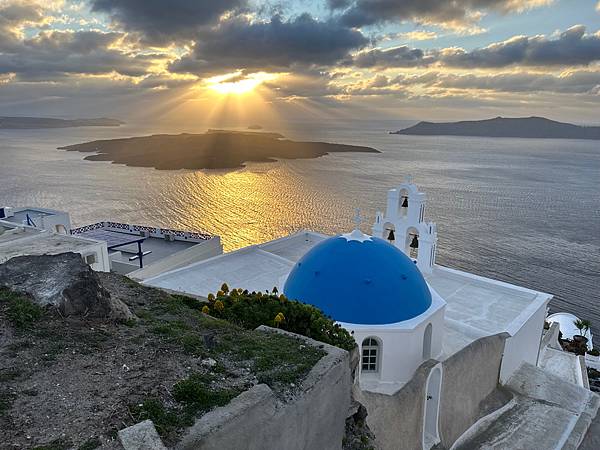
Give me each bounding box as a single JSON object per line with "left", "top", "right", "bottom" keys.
{"left": 0, "top": 252, "right": 132, "bottom": 320}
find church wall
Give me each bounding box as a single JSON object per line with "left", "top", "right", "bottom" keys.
{"left": 350, "top": 302, "right": 445, "bottom": 386}
{"left": 499, "top": 299, "right": 548, "bottom": 383}
{"left": 357, "top": 333, "right": 508, "bottom": 450}
{"left": 354, "top": 360, "right": 438, "bottom": 450}
{"left": 438, "top": 332, "right": 510, "bottom": 448}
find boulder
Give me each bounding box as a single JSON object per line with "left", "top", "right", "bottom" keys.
{"left": 0, "top": 252, "right": 132, "bottom": 321}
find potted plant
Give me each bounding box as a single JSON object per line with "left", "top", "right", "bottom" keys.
{"left": 574, "top": 319, "right": 589, "bottom": 343}
{"left": 572, "top": 319, "right": 591, "bottom": 356}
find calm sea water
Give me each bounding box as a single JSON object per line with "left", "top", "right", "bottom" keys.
{"left": 1, "top": 120, "right": 599, "bottom": 336}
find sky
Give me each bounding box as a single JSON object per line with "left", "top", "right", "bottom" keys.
{"left": 0, "top": 0, "right": 599, "bottom": 126}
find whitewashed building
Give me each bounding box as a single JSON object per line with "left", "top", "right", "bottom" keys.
{"left": 142, "top": 179, "right": 599, "bottom": 449}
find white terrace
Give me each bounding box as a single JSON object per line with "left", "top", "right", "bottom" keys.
{"left": 143, "top": 229, "right": 550, "bottom": 370}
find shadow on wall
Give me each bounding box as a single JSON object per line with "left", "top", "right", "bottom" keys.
{"left": 355, "top": 332, "right": 510, "bottom": 450}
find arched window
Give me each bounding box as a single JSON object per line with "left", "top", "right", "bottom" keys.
{"left": 362, "top": 337, "right": 380, "bottom": 373}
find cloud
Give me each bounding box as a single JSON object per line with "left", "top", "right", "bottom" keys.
{"left": 333, "top": 0, "right": 552, "bottom": 29}
{"left": 353, "top": 45, "right": 436, "bottom": 68}
{"left": 89, "top": 0, "right": 247, "bottom": 45}
{"left": 396, "top": 30, "right": 438, "bottom": 41}
{"left": 352, "top": 25, "right": 600, "bottom": 69}
{"left": 386, "top": 70, "right": 600, "bottom": 94}
{"left": 170, "top": 14, "right": 368, "bottom": 75}
{"left": 0, "top": 0, "right": 48, "bottom": 49}
{"left": 0, "top": 30, "right": 161, "bottom": 79}
{"left": 441, "top": 25, "right": 600, "bottom": 67}
{"left": 434, "top": 71, "right": 600, "bottom": 93}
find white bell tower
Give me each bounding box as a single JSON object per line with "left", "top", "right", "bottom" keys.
{"left": 372, "top": 177, "right": 438, "bottom": 273}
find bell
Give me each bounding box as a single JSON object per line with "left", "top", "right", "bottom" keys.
{"left": 410, "top": 235, "right": 419, "bottom": 249}
{"left": 387, "top": 229, "right": 395, "bottom": 241}
{"left": 401, "top": 196, "right": 409, "bottom": 208}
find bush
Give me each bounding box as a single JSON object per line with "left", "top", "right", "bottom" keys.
{"left": 206, "top": 289, "right": 356, "bottom": 351}
{"left": 173, "top": 373, "right": 237, "bottom": 409}
{"left": 588, "top": 348, "right": 600, "bottom": 357}
{"left": 0, "top": 288, "right": 43, "bottom": 329}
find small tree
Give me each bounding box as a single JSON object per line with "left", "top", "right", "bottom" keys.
{"left": 574, "top": 319, "right": 586, "bottom": 337}
{"left": 581, "top": 319, "right": 592, "bottom": 338}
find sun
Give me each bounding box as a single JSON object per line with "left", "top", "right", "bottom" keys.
{"left": 207, "top": 71, "right": 277, "bottom": 95}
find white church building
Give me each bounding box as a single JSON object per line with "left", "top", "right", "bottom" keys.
{"left": 140, "top": 179, "right": 598, "bottom": 449}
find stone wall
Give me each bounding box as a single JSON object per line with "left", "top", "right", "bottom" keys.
{"left": 356, "top": 332, "right": 509, "bottom": 450}
{"left": 175, "top": 326, "right": 352, "bottom": 450}
{"left": 354, "top": 360, "right": 438, "bottom": 450}
{"left": 438, "top": 332, "right": 509, "bottom": 448}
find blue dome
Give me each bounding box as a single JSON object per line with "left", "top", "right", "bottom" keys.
{"left": 283, "top": 233, "right": 432, "bottom": 325}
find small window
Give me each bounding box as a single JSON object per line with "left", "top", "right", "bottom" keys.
{"left": 84, "top": 253, "right": 97, "bottom": 265}
{"left": 361, "top": 337, "right": 379, "bottom": 373}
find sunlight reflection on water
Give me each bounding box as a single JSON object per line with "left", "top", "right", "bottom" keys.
{"left": 1, "top": 121, "right": 598, "bottom": 337}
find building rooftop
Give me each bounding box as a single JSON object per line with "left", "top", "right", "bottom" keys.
{"left": 0, "top": 221, "right": 102, "bottom": 263}
{"left": 71, "top": 221, "right": 216, "bottom": 274}
{"left": 424, "top": 266, "right": 550, "bottom": 357}
{"left": 145, "top": 246, "right": 295, "bottom": 297}
{"left": 143, "top": 230, "right": 551, "bottom": 357}
{"left": 1, "top": 207, "right": 56, "bottom": 222}
{"left": 284, "top": 233, "right": 433, "bottom": 325}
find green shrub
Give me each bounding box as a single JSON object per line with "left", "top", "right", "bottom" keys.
{"left": 129, "top": 398, "right": 191, "bottom": 436}
{"left": 207, "top": 289, "right": 355, "bottom": 351}
{"left": 31, "top": 438, "right": 73, "bottom": 450}
{"left": 130, "top": 375, "right": 239, "bottom": 439}
{"left": 588, "top": 348, "right": 600, "bottom": 357}
{"left": 78, "top": 438, "right": 101, "bottom": 450}
{"left": 172, "top": 373, "right": 237, "bottom": 409}
{"left": 0, "top": 287, "right": 43, "bottom": 329}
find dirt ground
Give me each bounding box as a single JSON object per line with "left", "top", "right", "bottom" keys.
{"left": 0, "top": 272, "right": 324, "bottom": 450}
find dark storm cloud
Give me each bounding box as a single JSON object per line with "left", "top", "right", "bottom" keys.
{"left": 442, "top": 25, "right": 600, "bottom": 67}
{"left": 89, "top": 0, "right": 247, "bottom": 45}
{"left": 353, "top": 46, "right": 436, "bottom": 68}
{"left": 0, "top": 30, "right": 158, "bottom": 79}
{"left": 170, "top": 14, "right": 368, "bottom": 75}
{"left": 332, "top": 0, "right": 549, "bottom": 28}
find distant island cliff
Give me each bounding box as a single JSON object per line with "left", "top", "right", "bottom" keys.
{"left": 0, "top": 117, "right": 123, "bottom": 129}
{"left": 59, "top": 130, "right": 380, "bottom": 170}
{"left": 392, "top": 117, "right": 600, "bottom": 140}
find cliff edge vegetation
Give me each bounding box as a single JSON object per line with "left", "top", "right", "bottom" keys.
{"left": 0, "top": 254, "right": 350, "bottom": 449}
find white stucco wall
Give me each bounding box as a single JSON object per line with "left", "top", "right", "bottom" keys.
{"left": 344, "top": 289, "right": 446, "bottom": 392}
{"left": 86, "top": 242, "right": 111, "bottom": 272}
{"left": 128, "top": 237, "right": 223, "bottom": 281}
{"left": 500, "top": 294, "right": 549, "bottom": 383}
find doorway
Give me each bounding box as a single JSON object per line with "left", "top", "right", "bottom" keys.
{"left": 423, "top": 365, "right": 442, "bottom": 449}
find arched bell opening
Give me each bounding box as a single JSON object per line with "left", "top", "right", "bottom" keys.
{"left": 383, "top": 222, "right": 396, "bottom": 244}
{"left": 399, "top": 188, "right": 409, "bottom": 217}
{"left": 406, "top": 227, "right": 420, "bottom": 259}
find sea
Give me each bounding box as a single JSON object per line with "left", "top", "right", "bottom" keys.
{"left": 1, "top": 119, "right": 599, "bottom": 338}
